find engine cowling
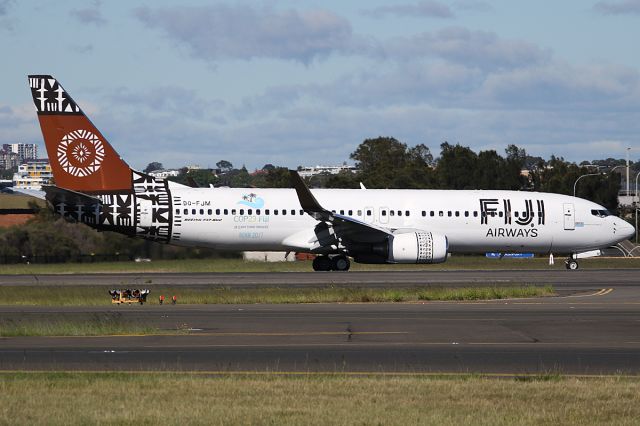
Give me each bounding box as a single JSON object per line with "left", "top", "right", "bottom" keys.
{"left": 389, "top": 231, "right": 448, "bottom": 264}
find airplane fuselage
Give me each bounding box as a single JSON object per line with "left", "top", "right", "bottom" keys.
{"left": 147, "top": 185, "right": 626, "bottom": 255}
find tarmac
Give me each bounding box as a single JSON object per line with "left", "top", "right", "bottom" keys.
{"left": 0, "top": 269, "right": 638, "bottom": 374}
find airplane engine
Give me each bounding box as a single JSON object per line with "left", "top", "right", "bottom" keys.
{"left": 388, "top": 231, "right": 448, "bottom": 264}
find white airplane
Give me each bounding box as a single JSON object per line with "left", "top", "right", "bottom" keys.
{"left": 26, "top": 75, "right": 635, "bottom": 271}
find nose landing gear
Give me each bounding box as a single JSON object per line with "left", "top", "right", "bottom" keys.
{"left": 565, "top": 255, "right": 579, "bottom": 270}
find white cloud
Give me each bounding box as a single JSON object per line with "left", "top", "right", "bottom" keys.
{"left": 594, "top": 0, "right": 640, "bottom": 15}
{"left": 363, "top": 1, "right": 454, "bottom": 19}
{"left": 70, "top": 1, "right": 107, "bottom": 26}
{"left": 134, "top": 4, "right": 354, "bottom": 65}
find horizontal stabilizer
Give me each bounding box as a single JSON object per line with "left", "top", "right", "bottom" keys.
{"left": 43, "top": 185, "right": 101, "bottom": 207}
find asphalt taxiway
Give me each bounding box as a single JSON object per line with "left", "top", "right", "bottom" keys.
{"left": 0, "top": 269, "right": 639, "bottom": 374}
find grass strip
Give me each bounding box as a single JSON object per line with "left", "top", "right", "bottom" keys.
{"left": 0, "top": 285, "right": 555, "bottom": 306}
{"left": 1, "top": 256, "right": 640, "bottom": 274}
{"left": 0, "top": 316, "right": 160, "bottom": 337}
{"left": 0, "top": 372, "right": 639, "bottom": 425}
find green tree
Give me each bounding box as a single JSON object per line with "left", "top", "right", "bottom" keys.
{"left": 436, "top": 142, "right": 478, "bottom": 189}
{"left": 143, "top": 162, "right": 163, "bottom": 173}
{"left": 216, "top": 160, "right": 233, "bottom": 172}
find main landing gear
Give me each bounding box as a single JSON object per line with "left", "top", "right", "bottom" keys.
{"left": 312, "top": 255, "right": 351, "bottom": 272}
{"left": 565, "top": 255, "right": 579, "bottom": 270}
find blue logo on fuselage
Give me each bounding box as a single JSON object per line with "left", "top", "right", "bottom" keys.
{"left": 238, "top": 193, "right": 264, "bottom": 209}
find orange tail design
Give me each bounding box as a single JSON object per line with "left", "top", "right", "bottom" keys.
{"left": 28, "top": 75, "right": 132, "bottom": 194}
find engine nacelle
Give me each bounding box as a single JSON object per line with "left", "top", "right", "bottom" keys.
{"left": 389, "top": 231, "right": 448, "bottom": 264}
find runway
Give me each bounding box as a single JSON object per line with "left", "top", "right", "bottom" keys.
{"left": 0, "top": 269, "right": 639, "bottom": 374}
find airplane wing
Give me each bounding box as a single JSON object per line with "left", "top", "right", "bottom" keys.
{"left": 289, "top": 170, "right": 392, "bottom": 246}
{"left": 288, "top": 171, "right": 449, "bottom": 265}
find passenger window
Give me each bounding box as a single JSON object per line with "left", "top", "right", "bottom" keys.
{"left": 439, "top": 211, "right": 443, "bottom": 217}
{"left": 331, "top": 210, "right": 336, "bottom": 213}
{"left": 224, "top": 209, "right": 228, "bottom": 215}
{"left": 216, "top": 209, "right": 220, "bottom": 215}
{"left": 274, "top": 210, "right": 278, "bottom": 215}
{"left": 357, "top": 210, "right": 362, "bottom": 216}
{"left": 455, "top": 211, "right": 459, "bottom": 217}
{"left": 382, "top": 210, "right": 387, "bottom": 216}
{"left": 498, "top": 211, "right": 503, "bottom": 217}
{"left": 183, "top": 209, "right": 188, "bottom": 215}
{"left": 473, "top": 211, "right": 478, "bottom": 217}
{"left": 291, "top": 209, "right": 295, "bottom": 215}
{"left": 348, "top": 210, "right": 353, "bottom": 216}
{"left": 514, "top": 211, "right": 519, "bottom": 218}
{"left": 398, "top": 211, "right": 402, "bottom": 217}
{"left": 390, "top": 210, "right": 395, "bottom": 216}
{"left": 422, "top": 211, "right": 426, "bottom": 217}
{"left": 405, "top": 210, "right": 410, "bottom": 216}
{"left": 207, "top": 209, "right": 212, "bottom": 215}
{"left": 366, "top": 210, "right": 372, "bottom": 216}
{"left": 239, "top": 209, "right": 244, "bottom": 215}
{"left": 265, "top": 209, "right": 270, "bottom": 215}
{"left": 175, "top": 208, "right": 180, "bottom": 214}
{"left": 300, "top": 210, "right": 304, "bottom": 215}
{"left": 248, "top": 209, "right": 253, "bottom": 215}
{"left": 430, "top": 211, "right": 435, "bottom": 217}
{"left": 256, "top": 209, "right": 261, "bottom": 215}
{"left": 464, "top": 211, "right": 469, "bottom": 217}
{"left": 282, "top": 210, "right": 287, "bottom": 215}
{"left": 231, "top": 209, "right": 236, "bottom": 215}
{"left": 447, "top": 211, "right": 452, "bottom": 217}
{"left": 340, "top": 210, "right": 344, "bottom": 215}
{"left": 192, "top": 209, "right": 196, "bottom": 215}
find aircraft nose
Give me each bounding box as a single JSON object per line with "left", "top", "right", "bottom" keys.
{"left": 622, "top": 221, "right": 636, "bottom": 240}
{"left": 613, "top": 218, "right": 635, "bottom": 241}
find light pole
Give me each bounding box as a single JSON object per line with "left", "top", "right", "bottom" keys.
{"left": 573, "top": 173, "right": 601, "bottom": 197}
{"left": 633, "top": 172, "right": 640, "bottom": 244}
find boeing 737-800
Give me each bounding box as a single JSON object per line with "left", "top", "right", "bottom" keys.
{"left": 26, "top": 75, "right": 635, "bottom": 271}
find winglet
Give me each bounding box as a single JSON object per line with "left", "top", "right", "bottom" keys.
{"left": 289, "top": 170, "right": 329, "bottom": 220}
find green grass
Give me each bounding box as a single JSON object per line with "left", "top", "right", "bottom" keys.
{"left": 0, "top": 285, "right": 555, "bottom": 306}
{"left": 2, "top": 255, "right": 640, "bottom": 274}
{"left": 0, "top": 318, "right": 160, "bottom": 337}
{"left": 0, "top": 193, "right": 46, "bottom": 209}
{"left": 0, "top": 372, "right": 639, "bottom": 425}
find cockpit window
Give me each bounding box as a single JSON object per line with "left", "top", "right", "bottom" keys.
{"left": 591, "top": 209, "right": 612, "bottom": 218}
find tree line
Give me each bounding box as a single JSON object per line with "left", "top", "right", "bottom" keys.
{"left": 148, "top": 137, "right": 626, "bottom": 211}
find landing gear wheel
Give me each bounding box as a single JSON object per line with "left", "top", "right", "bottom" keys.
{"left": 312, "top": 256, "right": 332, "bottom": 271}
{"left": 565, "top": 259, "right": 579, "bottom": 270}
{"left": 331, "top": 255, "right": 351, "bottom": 272}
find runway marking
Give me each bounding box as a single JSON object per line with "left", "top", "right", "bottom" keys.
{"left": 566, "top": 288, "right": 614, "bottom": 298}
{"left": 17, "top": 331, "right": 409, "bottom": 339}
{"left": 0, "top": 370, "right": 638, "bottom": 379}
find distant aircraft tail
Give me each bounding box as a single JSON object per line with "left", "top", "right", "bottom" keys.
{"left": 27, "top": 75, "right": 132, "bottom": 194}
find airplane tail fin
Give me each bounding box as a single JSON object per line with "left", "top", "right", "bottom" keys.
{"left": 27, "top": 75, "right": 133, "bottom": 194}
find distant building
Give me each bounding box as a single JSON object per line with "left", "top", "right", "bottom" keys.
{"left": 0, "top": 149, "right": 19, "bottom": 170}
{"left": 148, "top": 169, "right": 181, "bottom": 179}
{"left": 4, "top": 143, "right": 38, "bottom": 162}
{"left": 298, "top": 164, "right": 357, "bottom": 178}
{"left": 12, "top": 159, "right": 53, "bottom": 190}
{"left": 243, "top": 251, "right": 295, "bottom": 262}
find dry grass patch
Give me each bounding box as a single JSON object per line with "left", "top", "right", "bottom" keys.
{"left": 0, "top": 373, "right": 639, "bottom": 425}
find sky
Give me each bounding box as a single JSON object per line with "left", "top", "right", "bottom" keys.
{"left": 1, "top": 0, "right": 639, "bottom": 171}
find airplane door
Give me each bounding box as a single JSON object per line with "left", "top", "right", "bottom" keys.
{"left": 137, "top": 198, "right": 153, "bottom": 228}
{"left": 379, "top": 207, "right": 389, "bottom": 224}
{"left": 563, "top": 203, "right": 575, "bottom": 230}
{"left": 364, "top": 206, "right": 374, "bottom": 223}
